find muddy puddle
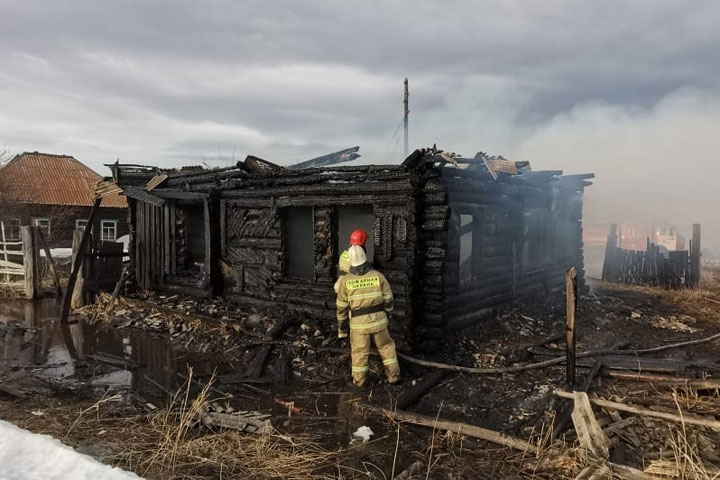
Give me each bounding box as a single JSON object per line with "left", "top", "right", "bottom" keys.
{"left": 0, "top": 299, "right": 248, "bottom": 403}
{"left": 0, "top": 299, "right": 362, "bottom": 425}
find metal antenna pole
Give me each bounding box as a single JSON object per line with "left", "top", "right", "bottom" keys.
{"left": 403, "top": 77, "right": 409, "bottom": 158}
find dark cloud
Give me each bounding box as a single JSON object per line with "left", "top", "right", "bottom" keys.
{"left": 2, "top": 0, "right": 720, "bottom": 245}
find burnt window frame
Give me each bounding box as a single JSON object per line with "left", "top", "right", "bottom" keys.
{"left": 335, "top": 204, "right": 376, "bottom": 267}
{"left": 521, "top": 208, "right": 547, "bottom": 270}
{"left": 457, "top": 211, "right": 478, "bottom": 283}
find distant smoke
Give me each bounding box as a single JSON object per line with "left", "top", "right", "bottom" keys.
{"left": 515, "top": 86, "right": 720, "bottom": 251}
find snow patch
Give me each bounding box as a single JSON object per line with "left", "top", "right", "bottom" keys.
{"left": 0, "top": 419, "right": 142, "bottom": 479}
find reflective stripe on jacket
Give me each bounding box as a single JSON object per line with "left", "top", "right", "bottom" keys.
{"left": 336, "top": 267, "right": 394, "bottom": 335}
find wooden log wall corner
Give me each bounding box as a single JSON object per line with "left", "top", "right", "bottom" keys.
{"left": 115, "top": 149, "right": 593, "bottom": 346}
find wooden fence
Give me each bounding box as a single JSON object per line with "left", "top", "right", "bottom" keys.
{"left": 71, "top": 231, "right": 125, "bottom": 306}
{"left": 602, "top": 223, "right": 701, "bottom": 288}
{"left": 0, "top": 221, "right": 24, "bottom": 285}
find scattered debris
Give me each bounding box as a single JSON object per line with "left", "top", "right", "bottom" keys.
{"left": 352, "top": 426, "right": 374, "bottom": 443}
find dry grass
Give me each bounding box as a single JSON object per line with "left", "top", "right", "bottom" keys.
{"left": 0, "top": 373, "right": 336, "bottom": 479}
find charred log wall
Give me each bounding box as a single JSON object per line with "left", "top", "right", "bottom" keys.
{"left": 413, "top": 168, "right": 591, "bottom": 346}
{"left": 120, "top": 155, "right": 592, "bottom": 347}
{"left": 216, "top": 166, "right": 418, "bottom": 341}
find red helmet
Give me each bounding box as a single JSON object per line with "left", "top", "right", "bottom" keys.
{"left": 349, "top": 229, "right": 368, "bottom": 247}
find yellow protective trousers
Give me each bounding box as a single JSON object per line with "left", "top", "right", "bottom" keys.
{"left": 350, "top": 326, "right": 400, "bottom": 386}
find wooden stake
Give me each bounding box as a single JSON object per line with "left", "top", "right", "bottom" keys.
{"left": 61, "top": 198, "right": 102, "bottom": 324}
{"left": 566, "top": 266, "right": 578, "bottom": 387}
{"left": 21, "top": 226, "right": 38, "bottom": 299}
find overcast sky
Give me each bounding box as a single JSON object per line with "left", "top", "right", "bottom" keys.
{"left": 1, "top": 1, "right": 719, "bottom": 247}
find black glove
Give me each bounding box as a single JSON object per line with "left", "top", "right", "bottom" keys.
{"left": 338, "top": 325, "right": 349, "bottom": 339}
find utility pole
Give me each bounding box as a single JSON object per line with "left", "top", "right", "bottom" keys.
{"left": 403, "top": 77, "right": 409, "bottom": 158}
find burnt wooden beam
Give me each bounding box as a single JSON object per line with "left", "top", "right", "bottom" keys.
{"left": 289, "top": 146, "right": 361, "bottom": 169}
{"left": 551, "top": 360, "right": 602, "bottom": 440}
{"left": 152, "top": 190, "right": 209, "bottom": 201}
{"left": 122, "top": 186, "right": 166, "bottom": 207}
{"left": 244, "top": 316, "right": 297, "bottom": 379}
{"left": 61, "top": 197, "right": 102, "bottom": 324}
{"left": 396, "top": 369, "right": 449, "bottom": 410}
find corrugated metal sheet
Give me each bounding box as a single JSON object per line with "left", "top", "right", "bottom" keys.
{"left": 0, "top": 152, "right": 126, "bottom": 208}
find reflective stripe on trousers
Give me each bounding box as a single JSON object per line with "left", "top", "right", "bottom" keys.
{"left": 349, "top": 327, "right": 400, "bottom": 386}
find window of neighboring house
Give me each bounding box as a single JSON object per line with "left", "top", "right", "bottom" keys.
{"left": 3, "top": 219, "right": 21, "bottom": 241}
{"left": 32, "top": 218, "right": 50, "bottom": 239}
{"left": 459, "top": 214, "right": 474, "bottom": 283}
{"left": 101, "top": 220, "right": 118, "bottom": 241}
{"left": 282, "top": 207, "right": 314, "bottom": 278}
{"left": 76, "top": 219, "right": 89, "bottom": 234}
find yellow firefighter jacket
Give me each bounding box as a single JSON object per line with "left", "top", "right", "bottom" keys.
{"left": 333, "top": 249, "right": 351, "bottom": 294}
{"left": 336, "top": 264, "right": 394, "bottom": 335}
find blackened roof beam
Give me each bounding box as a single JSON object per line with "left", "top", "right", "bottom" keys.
{"left": 289, "top": 147, "right": 361, "bottom": 170}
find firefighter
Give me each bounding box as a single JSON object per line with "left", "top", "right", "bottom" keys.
{"left": 334, "top": 228, "right": 367, "bottom": 293}
{"left": 336, "top": 244, "right": 400, "bottom": 386}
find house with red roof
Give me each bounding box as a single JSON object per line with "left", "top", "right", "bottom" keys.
{"left": 0, "top": 152, "right": 128, "bottom": 248}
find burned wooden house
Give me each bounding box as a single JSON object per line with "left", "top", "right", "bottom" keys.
{"left": 110, "top": 148, "right": 592, "bottom": 345}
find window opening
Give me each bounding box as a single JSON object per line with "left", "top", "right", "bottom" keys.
{"left": 282, "top": 207, "right": 314, "bottom": 278}
{"left": 459, "top": 214, "right": 474, "bottom": 283}
{"left": 337, "top": 205, "right": 375, "bottom": 263}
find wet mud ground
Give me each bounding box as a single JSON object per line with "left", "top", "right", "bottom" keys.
{"left": 2, "top": 279, "right": 720, "bottom": 478}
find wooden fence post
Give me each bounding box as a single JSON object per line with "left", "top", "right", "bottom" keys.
{"left": 71, "top": 230, "right": 85, "bottom": 309}
{"left": 1, "top": 221, "right": 8, "bottom": 284}
{"left": 21, "top": 226, "right": 39, "bottom": 299}
{"left": 690, "top": 224, "right": 701, "bottom": 288}
{"left": 565, "top": 266, "right": 578, "bottom": 387}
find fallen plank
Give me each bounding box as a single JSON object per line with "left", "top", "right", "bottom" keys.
{"left": 602, "top": 370, "right": 720, "bottom": 389}
{"left": 570, "top": 392, "right": 610, "bottom": 459}
{"left": 603, "top": 416, "right": 640, "bottom": 436}
{"left": 570, "top": 356, "right": 686, "bottom": 374}
{"left": 552, "top": 360, "right": 602, "bottom": 440}
{"left": 200, "top": 408, "right": 272, "bottom": 434}
{"left": 396, "top": 370, "right": 449, "bottom": 410}
{"left": 0, "top": 384, "right": 28, "bottom": 400}
{"left": 244, "top": 317, "right": 296, "bottom": 379}
{"left": 86, "top": 353, "right": 143, "bottom": 370}
{"left": 366, "top": 406, "right": 533, "bottom": 452}
{"left": 555, "top": 390, "right": 720, "bottom": 429}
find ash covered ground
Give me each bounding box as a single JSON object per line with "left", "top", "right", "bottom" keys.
{"left": 2, "top": 279, "right": 720, "bottom": 478}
